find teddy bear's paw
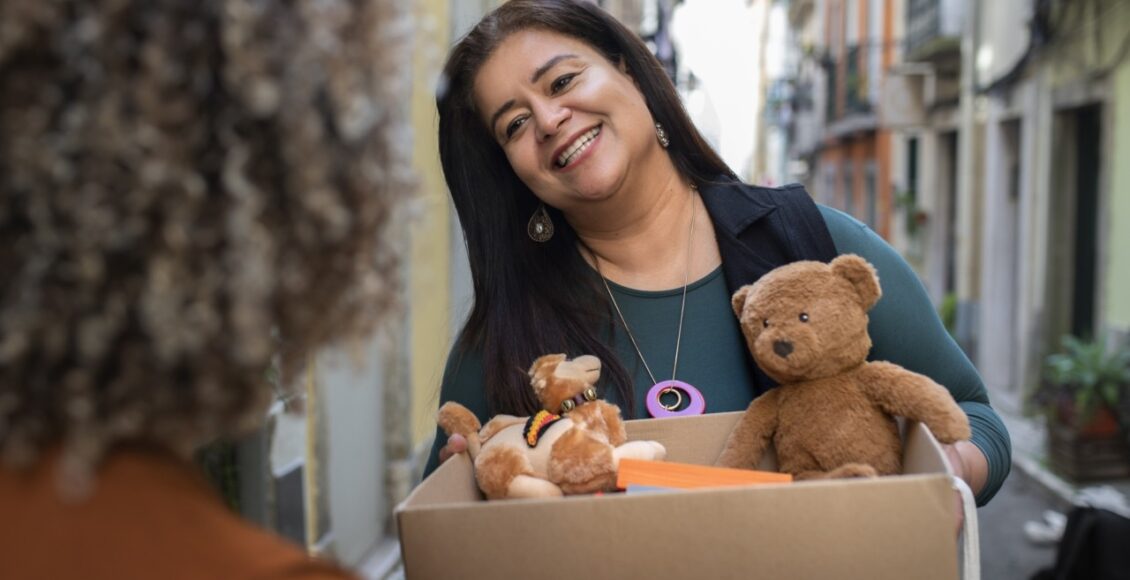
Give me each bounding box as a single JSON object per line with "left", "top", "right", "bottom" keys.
{"left": 931, "top": 419, "right": 973, "bottom": 443}
{"left": 824, "top": 463, "right": 879, "bottom": 479}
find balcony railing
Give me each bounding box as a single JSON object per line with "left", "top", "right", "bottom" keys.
{"left": 905, "top": 0, "right": 964, "bottom": 61}
{"left": 823, "top": 43, "right": 877, "bottom": 126}
{"left": 845, "top": 45, "right": 872, "bottom": 116}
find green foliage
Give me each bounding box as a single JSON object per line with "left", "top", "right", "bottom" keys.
{"left": 1038, "top": 335, "right": 1130, "bottom": 424}
{"left": 895, "top": 189, "right": 928, "bottom": 239}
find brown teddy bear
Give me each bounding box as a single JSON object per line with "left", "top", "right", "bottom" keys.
{"left": 437, "top": 354, "right": 667, "bottom": 499}
{"left": 716, "top": 254, "right": 971, "bottom": 479}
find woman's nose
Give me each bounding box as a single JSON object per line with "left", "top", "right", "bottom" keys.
{"left": 533, "top": 102, "right": 570, "bottom": 142}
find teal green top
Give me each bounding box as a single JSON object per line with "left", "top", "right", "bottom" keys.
{"left": 424, "top": 206, "right": 1011, "bottom": 505}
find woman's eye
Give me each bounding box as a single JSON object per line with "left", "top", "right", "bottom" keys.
{"left": 505, "top": 116, "right": 527, "bottom": 139}
{"left": 550, "top": 73, "right": 577, "bottom": 94}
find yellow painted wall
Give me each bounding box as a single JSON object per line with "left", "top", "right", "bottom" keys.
{"left": 410, "top": 0, "right": 452, "bottom": 446}
{"left": 1107, "top": 58, "right": 1130, "bottom": 327}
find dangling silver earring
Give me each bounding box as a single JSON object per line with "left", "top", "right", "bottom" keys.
{"left": 655, "top": 122, "right": 670, "bottom": 148}
{"left": 527, "top": 203, "right": 554, "bottom": 242}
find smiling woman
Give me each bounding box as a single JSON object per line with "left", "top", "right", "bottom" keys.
{"left": 426, "top": 0, "right": 1010, "bottom": 509}
{"left": 436, "top": 0, "right": 732, "bottom": 425}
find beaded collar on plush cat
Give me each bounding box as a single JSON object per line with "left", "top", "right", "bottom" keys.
{"left": 523, "top": 410, "right": 563, "bottom": 447}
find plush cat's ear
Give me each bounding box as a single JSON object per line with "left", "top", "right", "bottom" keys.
{"left": 527, "top": 353, "right": 567, "bottom": 390}
{"left": 830, "top": 254, "right": 881, "bottom": 310}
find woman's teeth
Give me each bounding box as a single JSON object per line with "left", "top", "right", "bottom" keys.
{"left": 556, "top": 127, "right": 601, "bottom": 168}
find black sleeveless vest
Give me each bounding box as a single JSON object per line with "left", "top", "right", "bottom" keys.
{"left": 698, "top": 177, "right": 839, "bottom": 395}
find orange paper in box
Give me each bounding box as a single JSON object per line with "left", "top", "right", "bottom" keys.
{"left": 617, "top": 458, "right": 792, "bottom": 490}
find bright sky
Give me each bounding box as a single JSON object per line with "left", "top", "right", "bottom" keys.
{"left": 671, "top": 0, "right": 767, "bottom": 180}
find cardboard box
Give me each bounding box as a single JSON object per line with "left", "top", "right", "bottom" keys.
{"left": 397, "top": 411, "right": 961, "bottom": 579}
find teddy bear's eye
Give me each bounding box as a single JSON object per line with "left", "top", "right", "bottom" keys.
{"left": 762, "top": 319, "right": 769, "bottom": 328}
{"left": 799, "top": 312, "right": 809, "bottom": 323}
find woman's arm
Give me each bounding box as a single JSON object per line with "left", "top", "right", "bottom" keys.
{"left": 819, "top": 206, "right": 1012, "bottom": 505}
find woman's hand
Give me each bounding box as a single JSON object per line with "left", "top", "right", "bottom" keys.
{"left": 437, "top": 433, "right": 468, "bottom": 464}
{"left": 942, "top": 440, "right": 988, "bottom": 536}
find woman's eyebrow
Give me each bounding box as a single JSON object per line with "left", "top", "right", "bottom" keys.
{"left": 490, "top": 99, "right": 516, "bottom": 134}
{"left": 530, "top": 53, "right": 579, "bottom": 84}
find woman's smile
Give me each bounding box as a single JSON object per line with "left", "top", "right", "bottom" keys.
{"left": 554, "top": 124, "right": 602, "bottom": 170}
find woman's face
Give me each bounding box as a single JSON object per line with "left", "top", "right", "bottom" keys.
{"left": 473, "top": 28, "right": 659, "bottom": 212}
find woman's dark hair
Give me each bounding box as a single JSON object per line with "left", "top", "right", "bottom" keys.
{"left": 437, "top": 0, "right": 734, "bottom": 416}
{"left": 0, "top": 0, "right": 412, "bottom": 475}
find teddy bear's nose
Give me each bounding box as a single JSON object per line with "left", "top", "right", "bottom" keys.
{"left": 773, "top": 340, "right": 794, "bottom": 358}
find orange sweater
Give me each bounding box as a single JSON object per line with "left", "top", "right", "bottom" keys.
{"left": 0, "top": 446, "right": 356, "bottom": 580}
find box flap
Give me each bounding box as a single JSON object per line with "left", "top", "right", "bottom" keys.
{"left": 902, "top": 421, "right": 953, "bottom": 477}
{"left": 624, "top": 411, "right": 778, "bottom": 469}
{"left": 397, "top": 453, "right": 481, "bottom": 509}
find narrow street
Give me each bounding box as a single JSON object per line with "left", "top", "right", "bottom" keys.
{"left": 976, "top": 407, "right": 1130, "bottom": 579}
{"left": 979, "top": 467, "right": 1066, "bottom": 579}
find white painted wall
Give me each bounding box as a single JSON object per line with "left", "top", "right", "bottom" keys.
{"left": 938, "top": 0, "right": 965, "bottom": 37}
{"left": 317, "top": 339, "right": 388, "bottom": 566}
{"left": 786, "top": 0, "right": 826, "bottom": 163}
{"left": 915, "top": 123, "right": 956, "bottom": 305}
{"left": 977, "top": 101, "right": 1024, "bottom": 411}
{"left": 1016, "top": 72, "right": 1054, "bottom": 398}
{"left": 846, "top": 0, "right": 859, "bottom": 44}
{"left": 868, "top": 0, "right": 883, "bottom": 105}
{"left": 975, "top": 0, "right": 1030, "bottom": 88}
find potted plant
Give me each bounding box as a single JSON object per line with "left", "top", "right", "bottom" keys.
{"left": 1034, "top": 335, "right": 1130, "bottom": 481}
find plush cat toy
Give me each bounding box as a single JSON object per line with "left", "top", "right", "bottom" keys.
{"left": 438, "top": 354, "right": 666, "bottom": 499}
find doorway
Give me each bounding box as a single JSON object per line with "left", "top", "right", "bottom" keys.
{"left": 1049, "top": 104, "right": 1102, "bottom": 344}
{"left": 1070, "top": 105, "right": 1101, "bottom": 340}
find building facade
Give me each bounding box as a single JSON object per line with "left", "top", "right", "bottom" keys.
{"left": 973, "top": 0, "right": 1130, "bottom": 413}
{"left": 815, "top": 0, "right": 900, "bottom": 238}
{"left": 788, "top": 0, "right": 1130, "bottom": 415}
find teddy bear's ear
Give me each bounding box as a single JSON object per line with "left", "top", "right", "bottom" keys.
{"left": 731, "top": 285, "right": 753, "bottom": 317}
{"left": 830, "top": 254, "right": 882, "bottom": 309}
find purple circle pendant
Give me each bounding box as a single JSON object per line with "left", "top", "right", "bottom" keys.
{"left": 645, "top": 380, "right": 706, "bottom": 418}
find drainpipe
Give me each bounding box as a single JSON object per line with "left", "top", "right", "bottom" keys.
{"left": 954, "top": 0, "right": 982, "bottom": 360}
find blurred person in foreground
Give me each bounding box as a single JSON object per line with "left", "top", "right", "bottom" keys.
{"left": 0, "top": 1, "right": 412, "bottom": 578}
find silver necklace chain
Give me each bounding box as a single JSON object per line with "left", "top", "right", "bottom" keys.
{"left": 598, "top": 187, "right": 697, "bottom": 386}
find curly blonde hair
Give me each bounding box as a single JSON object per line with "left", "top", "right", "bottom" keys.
{"left": 0, "top": 0, "right": 413, "bottom": 474}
